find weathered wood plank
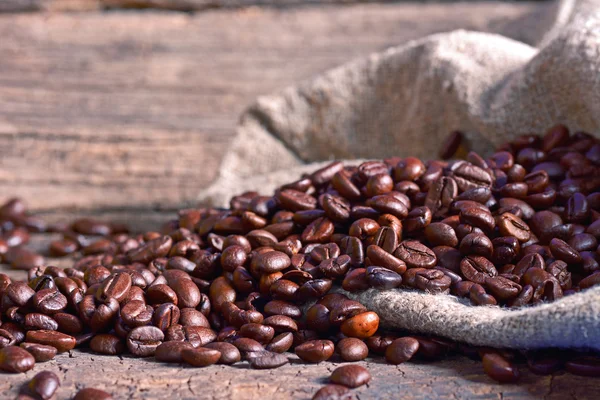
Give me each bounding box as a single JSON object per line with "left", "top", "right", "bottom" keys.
{"left": 0, "top": 3, "right": 543, "bottom": 211}
{"left": 0, "top": 337, "right": 595, "bottom": 399}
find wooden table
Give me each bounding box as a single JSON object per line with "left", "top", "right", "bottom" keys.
{"left": 2, "top": 2, "right": 598, "bottom": 398}
{"left": 1, "top": 233, "right": 599, "bottom": 399}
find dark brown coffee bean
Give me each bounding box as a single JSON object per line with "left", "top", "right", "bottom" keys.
{"left": 366, "top": 245, "right": 407, "bottom": 274}
{"left": 526, "top": 351, "right": 563, "bottom": 375}
{"left": 365, "top": 266, "right": 402, "bottom": 289}
{"left": 459, "top": 233, "right": 493, "bottom": 258}
{"left": 27, "top": 370, "right": 60, "bottom": 400}
{"left": 469, "top": 283, "right": 497, "bottom": 306}
{"left": 23, "top": 313, "right": 58, "bottom": 331}
{"left": 565, "top": 356, "right": 600, "bottom": 377}
{"left": 248, "top": 350, "right": 289, "bottom": 369}
{"left": 90, "top": 334, "right": 125, "bottom": 355}
{"left": 482, "top": 352, "right": 520, "bottom": 383}
{"left": 73, "top": 388, "right": 113, "bottom": 400}
{"left": 296, "top": 340, "right": 335, "bottom": 363}
{"left": 26, "top": 330, "right": 75, "bottom": 353}
{"left": 367, "top": 195, "right": 408, "bottom": 219}
{"left": 153, "top": 303, "right": 180, "bottom": 331}
{"left": 403, "top": 206, "right": 432, "bottom": 233}
{"left": 312, "top": 384, "right": 351, "bottom": 400}
{"left": 0, "top": 346, "right": 35, "bottom": 373}
{"left": 460, "top": 255, "right": 497, "bottom": 284}
{"left": 394, "top": 240, "right": 436, "bottom": 268}
{"left": 319, "top": 255, "right": 351, "bottom": 279}
{"left": 384, "top": 337, "right": 420, "bottom": 367}
{"left": 425, "top": 223, "right": 458, "bottom": 247}
{"left": 337, "top": 338, "right": 368, "bottom": 361}
{"left": 497, "top": 213, "right": 531, "bottom": 242}
{"left": 0, "top": 329, "right": 16, "bottom": 349}
{"left": 485, "top": 276, "right": 522, "bottom": 301}
{"left": 549, "top": 238, "right": 582, "bottom": 264}
{"left": 262, "top": 315, "right": 298, "bottom": 334}
{"left": 265, "top": 332, "right": 293, "bottom": 354}
{"left": 202, "top": 342, "right": 240, "bottom": 365}
{"left": 126, "top": 326, "right": 164, "bottom": 357}
{"left": 276, "top": 189, "right": 317, "bottom": 211}
{"left": 330, "top": 364, "right": 371, "bottom": 388}
{"left": 155, "top": 341, "right": 194, "bottom": 363}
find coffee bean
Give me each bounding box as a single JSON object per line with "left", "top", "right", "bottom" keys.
{"left": 90, "top": 334, "right": 125, "bottom": 355}
{"left": 248, "top": 351, "right": 289, "bottom": 369}
{"left": 203, "top": 342, "right": 241, "bottom": 364}
{"left": 295, "top": 340, "right": 335, "bottom": 363}
{"left": 337, "top": 338, "right": 368, "bottom": 361}
{"left": 155, "top": 341, "right": 194, "bottom": 363}
{"left": 312, "top": 384, "right": 351, "bottom": 400}
{"left": 126, "top": 326, "right": 164, "bottom": 357}
{"left": 0, "top": 346, "right": 35, "bottom": 373}
{"left": 365, "top": 266, "right": 402, "bottom": 289}
{"left": 460, "top": 255, "right": 497, "bottom": 284}
{"left": 28, "top": 370, "right": 60, "bottom": 400}
{"left": 497, "top": 213, "right": 531, "bottom": 242}
{"left": 459, "top": 233, "right": 493, "bottom": 258}
{"left": 73, "top": 388, "right": 113, "bottom": 400}
{"left": 394, "top": 240, "right": 436, "bottom": 268}
{"left": 330, "top": 364, "right": 371, "bottom": 388}
{"left": 0, "top": 329, "right": 16, "bottom": 348}
{"left": 482, "top": 352, "right": 520, "bottom": 383}
{"left": 266, "top": 332, "right": 294, "bottom": 354}
{"left": 565, "top": 356, "right": 600, "bottom": 377}
{"left": 340, "top": 311, "right": 379, "bottom": 339}
{"left": 26, "top": 330, "right": 76, "bottom": 353}
{"left": 549, "top": 238, "right": 582, "bottom": 264}
{"left": 385, "top": 337, "right": 420, "bottom": 364}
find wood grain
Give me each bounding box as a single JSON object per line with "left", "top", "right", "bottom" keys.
{"left": 0, "top": 3, "right": 541, "bottom": 215}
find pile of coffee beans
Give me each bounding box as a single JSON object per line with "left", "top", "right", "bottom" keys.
{"left": 1, "top": 125, "right": 600, "bottom": 399}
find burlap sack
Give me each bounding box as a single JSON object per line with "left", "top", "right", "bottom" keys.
{"left": 200, "top": 0, "right": 600, "bottom": 350}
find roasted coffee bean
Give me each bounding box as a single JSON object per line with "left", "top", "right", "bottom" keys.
{"left": 90, "top": 334, "right": 125, "bottom": 355}
{"left": 248, "top": 350, "right": 289, "bottom": 369}
{"left": 27, "top": 370, "right": 60, "bottom": 399}
{"left": 203, "top": 342, "right": 241, "bottom": 365}
{"left": 425, "top": 177, "right": 458, "bottom": 216}
{"left": 319, "top": 255, "right": 352, "bottom": 279}
{"left": 485, "top": 276, "right": 522, "bottom": 301}
{"left": 0, "top": 346, "right": 35, "bottom": 373}
{"left": 155, "top": 341, "right": 194, "bottom": 363}
{"left": 425, "top": 223, "right": 459, "bottom": 247}
{"left": 460, "top": 255, "right": 497, "bottom": 284}
{"left": 340, "top": 311, "right": 379, "bottom": 339}
{"left": 126, "top": 326, "right": 164, "bottom": 357}
{"left": 263, "top": 315, "right": 298, "bottom": 333}
{"left": 365, "top": 266, "right": 402, "bottom": 289}
{"left": 367, "top": 195, "right": 408, "bottom": 219}
{"left": 0, "top": 329, "right": 16, "bottom": 348}
{"left": 26, "top": 330, "right": 75, "bottom": 353}
{"left": 24, "top": 313, "right": 58, "bottom": 331}
{"left": 385, "top": 337, "right": 419, "bottom": 364}
{"left": 295, "top": 339, "right": 335, "bottom": 363}
{"left": 312, "top": 384, "right": 351, "bottom": 400}
{"left": 482, "top": 352, "right": 520, "bottom": 383}
{"left": 336, "top": 338, "right": 368, "bottom": 362}
{"left": 73, "top": 388, "right": 113, "bottom": 400}
{"left": 366, "top": 245, "right": 407, "bottom": 274}
{"left": 394, "top": 240, "right": 436, "bottom": 269}
{"left": 266, "top": 332, "right": 294, "bottom": 354}
{"left": 565, "top": 356, "right": 600, "bottom": 377}
{"left": 469, "top": 284, "right": 497, "bottom": 306}
{"left": 549, "top": 238, "right": 582, "bottom": 264}
{"left": 330, "top": 364, "right": 371, "bottom": 388}
{"left": 459, "top": 233, "right": 493, "bottom": 258}
{"left": 341, "top": 268, "right": 370, "bottom": 292}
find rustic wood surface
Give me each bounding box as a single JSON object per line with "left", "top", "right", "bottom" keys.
{"left": 1, "top": 233, "right": 599, "bottom": 399}
{"left": 0, "top": 2, "right": 544, "bottom": 218}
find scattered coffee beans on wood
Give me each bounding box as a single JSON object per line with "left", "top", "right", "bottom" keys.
{"left": 0, "top": 125, "right": 600, "bottom": 399}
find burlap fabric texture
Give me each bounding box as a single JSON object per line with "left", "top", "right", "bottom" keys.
{"left": 200, "top": 0, "right": 600, "bottom": 350}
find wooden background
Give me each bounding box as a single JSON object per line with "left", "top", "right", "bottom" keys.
{"left": 0, "top": 1, "right": 547, "bottom": 223}
{"left": 1, "top": 2, "right": 599, "bottom": 399}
